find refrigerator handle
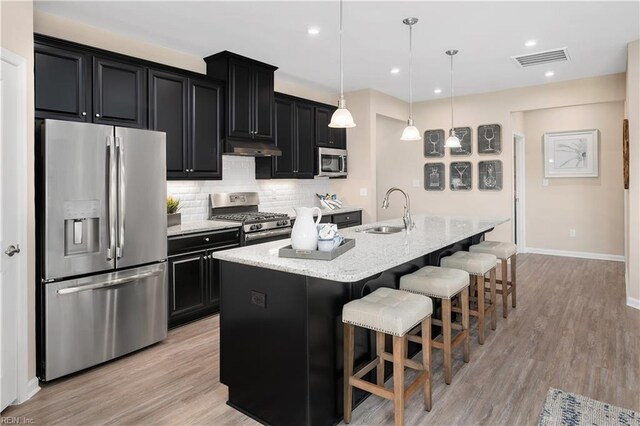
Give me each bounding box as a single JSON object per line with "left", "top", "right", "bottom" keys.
{"left": 107, "top": 136, "right": 117, "bottom": 260}
{"left": 116, "top": 137, "right": 126, "bottom": 259}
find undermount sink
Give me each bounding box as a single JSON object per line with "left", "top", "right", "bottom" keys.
{"left": 363, "top": 226, "right": 404, "bottom": 234}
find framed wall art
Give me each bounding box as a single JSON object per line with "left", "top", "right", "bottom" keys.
{"left": 424, "top": 129, "right": 445, "bottom": 157}
{"left": 424, "top": 163, "right": 445, "bottom": 191}
{"left": 450, "top": 161, "right": 472, "bottom": 190}
{"left": 478, "top": 124, "right": 502, "bottom": 154}
{"left": 623, "top": 119, "right": 629, "bottom": 189}
{"left": 478, "top": 160, "right": 503, "bottom": 190}
{"left": 543, "top": 129, "right": 599, "bottom": 178}
{"left": 449, "top": 127, "right": 472, "bottom": 156}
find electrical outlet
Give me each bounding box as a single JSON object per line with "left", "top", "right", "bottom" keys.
{"left": 569, "top": 229, "right": 576, "bottom": 237}
{"left": 359, "top": 187, "right": 368, "bottom": 196}
{"left": 412, "top": 179, "right": 420, "bottom": 188}
{"left": 543, "top": 179, "right": 549, "bottom": 186}
{"left": 251, "top": 291, "right": 266, "bottom": 308}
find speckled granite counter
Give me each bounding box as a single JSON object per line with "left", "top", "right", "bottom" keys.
{"left": 167, "top": 220, "right": 241, "bottom": 237}
{"left": 213, "top": 214, "right": 508, "bottom": 282}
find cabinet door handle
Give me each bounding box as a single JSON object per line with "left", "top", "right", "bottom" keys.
{"left": 81, "top": 112, "right": 87, "bottom": 116}
{"left": 95, "top": 113, "right": 101, "bottom": 118}
{"left": 204, "top": 237, "right": 210, "bottom": 242}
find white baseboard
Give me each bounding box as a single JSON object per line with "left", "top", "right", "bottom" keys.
{"left": 15, "top": 377, "right": 40, "bottom": 405}
{"left": 525, "top": 247, "right": 625, "bottom": 262}
{"left": 627, "top": 297, "right": 640, "bottom": 310}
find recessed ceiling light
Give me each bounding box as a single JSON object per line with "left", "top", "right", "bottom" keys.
{"left": 390, "top": 67, "right": 400, "bottom": 74}
{"left": 434, "top": 88, "right": 442, "bottom": 94}
{"left": 525, "top": 39, "right": 537, "bottom": 47}
{"left": 545, "top": 70, "right": 555, "bottom": 77}
{"left": 307, "top": 27, "right": 320, "bottom": 36}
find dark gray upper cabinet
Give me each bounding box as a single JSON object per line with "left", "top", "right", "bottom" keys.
{"left": 256, "top": 93, "right": 315, "bottom": 179}
{"left": 188, "top": 78, "right": 223, "bottom": 179}
{"left": 148, "top": 69, "right": 189, "bottom": 178}
{"left": 205, "top": 51, "right": 277, "bottom": 144}
{"left": 315, "top": 105, "right": 346, "bottom": 149}
{"left": 35, "top": 43, "right": 91, "bottom": 121}
{"left": 149, "top": 70, "right": 222, "bottom": 180}
{"left": 271, "top": 97, "right": 295, "bottom": 178}
{"left": 93, "top": 57, "right": 146, "bottom": 128}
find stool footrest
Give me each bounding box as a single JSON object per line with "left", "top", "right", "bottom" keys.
{"left": 380, "top": 351, "right": 424, "bottom": 371}
{"left": 432, "top": 330, "right": 468, "bottom": 350}
{"left": 349, "top": 376, "right": 394, "bottom": 401}
{"left": 354, "top": 358, "right": 381, "bottom": 380}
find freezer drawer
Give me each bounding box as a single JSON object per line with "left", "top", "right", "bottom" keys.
{"left": 42, "top": 263, "right": 167, "bottom": 381}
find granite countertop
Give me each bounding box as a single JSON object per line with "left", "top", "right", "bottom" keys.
{"left": 167, "top": 220, "right": 241, "bottom": 237}
{"left": 212, "top": 214, "right": 509, "bottom": 282}
{"left": 262, "top": 206, "right": 363, "bottom": 219}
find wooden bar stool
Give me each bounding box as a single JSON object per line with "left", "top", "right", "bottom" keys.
{"left": 342, "top": 287, "right": 433, "bottom": 426}
{"left": 441, "top": 251, "right": 498, "bottom": 345}
{"left": 400, "top": 266, "right": 470, "bottom": 385}
{"left": 470, "top": 241, "right": 517, "bottom": 318}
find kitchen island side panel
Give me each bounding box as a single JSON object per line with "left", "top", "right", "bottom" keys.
{"left": 220, "top": 262, "right": 308, "bottom": 426}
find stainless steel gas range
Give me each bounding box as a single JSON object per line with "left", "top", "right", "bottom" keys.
{"left": 209, "top": 192, "right": 292, "bottom": 245}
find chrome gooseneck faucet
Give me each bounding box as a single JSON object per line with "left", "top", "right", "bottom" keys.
{"left": 381, "top": 187, "right": 415, "bottom": 231}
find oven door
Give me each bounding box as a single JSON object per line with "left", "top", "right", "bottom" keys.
{"left": 317, "top": 148, "right": 347, "bottom": 177}
{"left": 244, "top": 228, "right": 292, "bottom": 246}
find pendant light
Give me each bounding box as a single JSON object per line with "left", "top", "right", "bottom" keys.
{"left": 329, "top": 0, "right": 356, "bottom": 128}
{"left": 400, "top": 17, "right": 421, "bottom": 141}
{"left": 444, "top": 49, "right": 462, "bottom": 148}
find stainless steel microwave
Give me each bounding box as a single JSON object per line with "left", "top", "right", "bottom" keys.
{"left": 317, "top": 147, "right": 347, "bottom": 177}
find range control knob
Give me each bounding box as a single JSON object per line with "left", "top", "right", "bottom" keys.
{"left": 256, "top": 224, "right": 263, "bottom": 230}
{"left": 250, "top": 225, "right": 257, "bottom": 231}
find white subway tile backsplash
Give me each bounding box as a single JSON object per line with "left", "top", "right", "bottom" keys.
{"left": 167, "top": 156, "right": 331, "bottom": 222}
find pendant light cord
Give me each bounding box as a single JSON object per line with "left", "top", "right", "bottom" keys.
{"left": 339, "top": 0, "right": 344, "bottom": 100}
{"left": 450, "top": 53, "right": 454, "bottom": 132}
{"left": 408, "top": 23, "right": 413, "bottom": 120}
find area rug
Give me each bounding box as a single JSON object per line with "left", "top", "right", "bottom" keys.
{"left": 539, "top": 388, "right": 640, "bottom": 426}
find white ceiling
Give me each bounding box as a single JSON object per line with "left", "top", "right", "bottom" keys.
{"left": 34, "top": 1, "right": 640, "bottom": 102}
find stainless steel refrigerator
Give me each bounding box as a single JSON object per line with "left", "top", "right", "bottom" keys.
{"left": 36, "top": 119, "right": 168, "bottom": 381}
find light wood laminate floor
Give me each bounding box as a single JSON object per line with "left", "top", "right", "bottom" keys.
{"left": 3, "top": 254, "right": 639, "bottom": 425}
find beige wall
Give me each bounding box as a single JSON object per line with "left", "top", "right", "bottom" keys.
{"left": 626, "top": 40, "right": 640, "bottom": 304}
{"left": 35, "top": 10, "right": 335, "bottom": 105}
{"left": 523, "top": 102, "right": 624, "bottom": 256}
{"left": 330, "top": 90, "right": 409, "bottom": 224}
{"left": 34, "top": 10, "right": 206, "bottom": 73}
{"left": 374, "top": 73, "right": 626, "bottom": 244}
{"left": 1, "top": 0, "right": 35, "bottom": 379}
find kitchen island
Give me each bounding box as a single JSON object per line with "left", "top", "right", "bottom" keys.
{"left": 213, "top": 215, "right": 508, "bottom": 426}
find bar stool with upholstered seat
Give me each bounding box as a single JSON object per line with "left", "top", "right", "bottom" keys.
{"left": 440, "top": 251, "right": 498, "bottom": 344}
{"left": 399, "top": 266, "right": 470, "bottom": 385}
{"left": 342, "top": 287, "right": 433, "bottom": 426}
{"left": 469, "top": 241, "right": 517, "bottom": 318}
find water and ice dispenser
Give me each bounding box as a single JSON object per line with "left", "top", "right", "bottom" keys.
{"left": 63, "top": 200, "right": 100, "bottom": 256}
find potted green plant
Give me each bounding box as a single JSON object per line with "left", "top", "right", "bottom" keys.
{"left": 167, "top": 196, "right": 182, "bottom": 227}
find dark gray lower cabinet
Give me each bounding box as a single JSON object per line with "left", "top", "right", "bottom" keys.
{"left": 321, "top": 211, "right": 362, "bottom": 229}
{"left": 168, "top": 229, "right": 240, "bottom": 328}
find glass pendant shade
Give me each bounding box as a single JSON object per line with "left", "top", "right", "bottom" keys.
{"left": 328, "top": 98, "right": 356, "bottom": 128}
{"left": 400, "top": 120, "right": 421, "bottom": 141}
{"left": 444, "top": 130, "right": 461, "bottom": 148}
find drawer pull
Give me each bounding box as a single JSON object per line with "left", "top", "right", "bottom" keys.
{"left": 204, "top": 237, "right": 210, "bottom": 242}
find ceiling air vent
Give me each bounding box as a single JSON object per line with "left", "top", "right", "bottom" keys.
{"left": 512, "top": 47, "right": 570, "bottom": 68}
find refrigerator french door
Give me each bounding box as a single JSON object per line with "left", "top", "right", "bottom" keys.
{"left": 37, "top": 119, "right": 168, "bottom": 381}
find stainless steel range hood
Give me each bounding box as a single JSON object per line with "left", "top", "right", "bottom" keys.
{"left": 224, "top": 140, "right": 282, "bottom": 157}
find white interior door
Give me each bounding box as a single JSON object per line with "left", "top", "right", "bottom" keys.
{"left": 513, "top": 133, "right": 526, "bottom": 252}
{"left": 1, "top": 52, "right": 24, "bottom": 411}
